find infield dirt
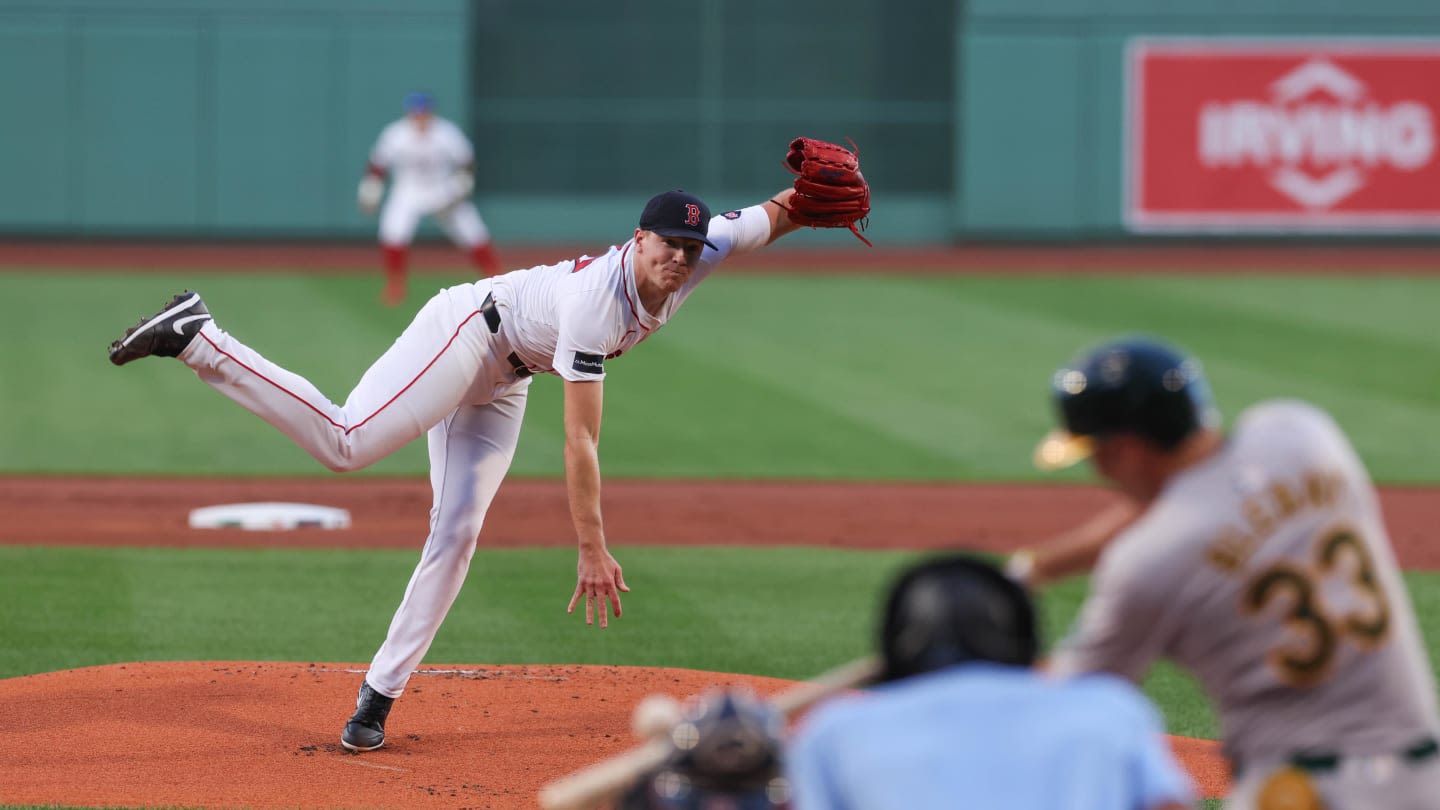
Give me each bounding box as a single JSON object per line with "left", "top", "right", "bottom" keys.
{"left": 6, "top": 241, "right": 1436, "bottom": 807}
{"left": 6, "top": 474, "right": 1439, "bottom": 806}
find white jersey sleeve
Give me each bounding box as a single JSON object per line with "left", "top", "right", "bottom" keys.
{"left": 507, "top": 242, "right": 657, "bottom": 384}
{"left": 552, "top": 285, "right": 623, "bottom": 383}
{"left": 1049, "top": 520, "right": 1180, "bottom": 683}
{"left": 704, "top": 205, "right": 773, "bottom": 259}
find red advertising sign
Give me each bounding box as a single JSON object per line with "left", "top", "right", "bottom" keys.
{"left": 1127, "top": 39, "right": 1440, "bottom": 231}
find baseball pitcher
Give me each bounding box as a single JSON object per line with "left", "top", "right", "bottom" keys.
{"left": 107, "top": 137, "right": 870, "bottom": 754}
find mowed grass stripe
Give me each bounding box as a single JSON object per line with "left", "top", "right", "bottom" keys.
{"left": 0, "top": 545, "right": 1208, "bottom": 736}
{"left": 650, "top": 276, "right": 1065, "bottom": 477}
{"left": 19, "top": 273, "right": 448, "bottom": 476}
{"left": 4, "top": 270, "right": 1435, "bottom": 481}
{"left": 940, "top": 274, "right": 1439, "bottom": 479}
{"left": 0, "top": 545, "right": 908, "bottom": 683}
{"left": 9, "top": 544, "right": 1440, "bottom": 744}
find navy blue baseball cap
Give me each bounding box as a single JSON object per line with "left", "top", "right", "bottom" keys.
{"left": 404, "top": 91, "right": 433, "bottom": 113}
{"left": 639, "top": 190, "right": 716, "bottom": 250}
{"left": 1034, "top": 335, "right": 1220, "bottom": 470}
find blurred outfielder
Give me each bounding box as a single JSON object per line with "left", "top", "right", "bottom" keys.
{"left": 358, "top": 91, "right": 503, "bottom": 305}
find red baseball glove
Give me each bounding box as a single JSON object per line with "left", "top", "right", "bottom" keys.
{"left": 780, "top": 137, "right": 872, "bottom": 246}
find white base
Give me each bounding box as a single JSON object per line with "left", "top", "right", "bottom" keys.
{"left": 187, "top": 502, "right": 352, "bottom": 531}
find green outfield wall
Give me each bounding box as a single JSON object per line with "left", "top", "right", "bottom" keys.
{"left": 0, "top": 0, "right": 468, "bottom": 239}
{"left": 3, "top": 0, "right": 1439, "bottom": 242}
{"left": 959, "top": 0, "right": 1440, "bottom": 238}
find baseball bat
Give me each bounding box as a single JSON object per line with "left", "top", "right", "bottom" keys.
{"left": 536, "top": 655, "right": 881, "bottom": 810}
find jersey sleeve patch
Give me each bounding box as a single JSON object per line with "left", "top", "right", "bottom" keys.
{"left": 572, "top": 352, "right": 605, "bottom": 374}
{"left": 722, "top": 210, "right": 742, "bottom": 219}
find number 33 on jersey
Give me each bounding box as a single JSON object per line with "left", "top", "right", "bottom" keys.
{"left": 1052, "top": 400, "right": 1437, "bottom": 762}
{"left": 1210, "top": 468, "right": 1391, "bottom": 688}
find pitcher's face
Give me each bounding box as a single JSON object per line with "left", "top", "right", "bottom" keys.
{"left": 634, "top": 229, "right": 704, "bottom": 294}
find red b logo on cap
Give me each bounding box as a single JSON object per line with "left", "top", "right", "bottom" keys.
{"left": 684, "top": 204, "right": 701, "bottom": 226}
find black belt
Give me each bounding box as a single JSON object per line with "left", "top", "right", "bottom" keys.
{"left": 1235, "top": 736, "right": 1439, "bottom": 777}
{"left": 479, "top": 293, "right": 532, "bottom": 378}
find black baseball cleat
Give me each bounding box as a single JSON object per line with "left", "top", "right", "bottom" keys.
{"left": 341, "top": 680, "right": 395, "bottom": 752}
{"left": 108, "top": 290, "right": 212, "bottom": 366}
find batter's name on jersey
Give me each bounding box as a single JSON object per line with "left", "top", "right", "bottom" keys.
{"left": 573, "top": 352, "right": 605, "bottom": 374}
{"left": 1206, "top": 467, "right": 1345, "bottom": 573}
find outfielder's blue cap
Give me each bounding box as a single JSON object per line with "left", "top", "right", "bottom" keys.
{"left": 404, "top": 91, "right": 433, "bottom": 113}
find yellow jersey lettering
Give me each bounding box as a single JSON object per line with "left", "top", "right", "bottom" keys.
{"left": 1207, "top": 526, "right": 1256, "bottom": 573}
{"left": 1207, "top": 468, "right": 1347, "bottom": 577}
{"left": 1269, "top": 480, "right": 1300, "bottom": 520}
{"left": 1243, "top": 496, "right": 1277, "bottom": 539}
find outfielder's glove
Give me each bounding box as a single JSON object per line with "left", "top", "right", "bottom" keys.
{"left": 780, "top": 136, "right": 872, "bottom": 246}
{"left": 357, "top": 175, "right": 384, "bottom": 215}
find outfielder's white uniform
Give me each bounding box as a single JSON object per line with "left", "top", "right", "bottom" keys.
{"left": 369, "top": 115, "right": 491, "bottom": 249}
{"left": 176, "top": 206, "right": 773, "bottom": 696}
{"left": 1051, "top": 400, "right": 1440, "bottom": 809}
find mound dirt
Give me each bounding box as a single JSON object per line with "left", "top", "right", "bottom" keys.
{"left": 9, "top": 475, "right": 1434, "bottom": 806}
{"left": 0, "top": 661, "right": 1230, "bottom": 808}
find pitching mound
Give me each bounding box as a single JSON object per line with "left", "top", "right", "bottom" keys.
{"left": 2, "top": 661, "right": 1229, "bottom": 808}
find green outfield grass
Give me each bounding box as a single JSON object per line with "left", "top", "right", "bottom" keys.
{"left": 0, "top": 544, "right": 1211, "bottom": 733}
{"left": 3, "top": 266, "right": 1434, "bottom": 810}
{"left": 4, "top": 270, "right": 1436, "bottom": 482}
{"left": 6, "top": 543, "right": 1440, "bottom": 746}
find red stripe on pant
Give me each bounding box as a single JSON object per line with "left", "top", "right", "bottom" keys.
{"left": 470, "top": 242, "right": 501, "bottom": 276}
{"left": 382, "top": 244, "right": 407, "bottom": 305}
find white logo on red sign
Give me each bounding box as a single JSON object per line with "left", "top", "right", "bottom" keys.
{"left": 1127, "top": 40, "right": 1440, "bottom": 231}
{"left": 1197, "top": 58, "right": 1436, "bottom": 209}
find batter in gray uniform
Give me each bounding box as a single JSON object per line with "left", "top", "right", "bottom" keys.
{"left": 1033, "top": 335, "right": 1439, "bottom": 810}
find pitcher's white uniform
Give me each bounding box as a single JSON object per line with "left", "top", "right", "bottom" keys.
{"left": 369, "top": 114, "right": 492, "bottom": 251}
{"left": 175, "top": 205, "right": 773, "bottom": 696}
{"left": 1051, "top": 400, "right": 1440, "bottom": 809}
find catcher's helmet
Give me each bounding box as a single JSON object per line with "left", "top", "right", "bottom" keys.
{"left": 619, "top": 688, "right": 790, "bottom": 810}
{"left": 878, "top": 554, "right": 1038, "bottom": 684}
{"left": 1034, "top": 335, "right": 1219, "bottom": 471}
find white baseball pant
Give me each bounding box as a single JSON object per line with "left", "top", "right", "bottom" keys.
{"left": 380, "top": 185, "right": 492, "bottom": 249}
{"left": 1226, "top": 749, "right": 1440, "bottom": 810}
{"left": 179, "top": 279, "right": 530, "bottom": 697}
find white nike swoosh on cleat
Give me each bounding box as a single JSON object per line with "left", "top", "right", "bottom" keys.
{"left": 120, "top": 293, "right": 202, "bottom": 348}
{"left": 172, "top": 313, "right": 212, "bottom": 334}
